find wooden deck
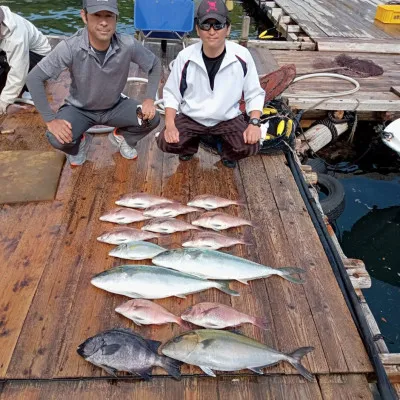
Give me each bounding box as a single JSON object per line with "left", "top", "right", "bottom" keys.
{"left": 0, "top": 43, "right": 375, "bottom": 397}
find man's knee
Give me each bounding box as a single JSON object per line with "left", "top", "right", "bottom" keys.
{"left": 46, "top": 131, "right": 78, "bottom": 153}
{"left": 231, "top": 143, "right": 260, "bottom": 159}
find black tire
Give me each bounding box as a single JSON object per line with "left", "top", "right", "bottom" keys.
{"left": 306, "top": 158, "right": 327, "bottom": 174}
{"left": 317, "top": 173, "right": 345, "bottom": 221}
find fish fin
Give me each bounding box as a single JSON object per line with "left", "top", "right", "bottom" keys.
{"left": 161, "top": 357, "right": 182, "bottom": 380}
{"left": 199, "top": 366, "right": 216, "bottom": 377}
{"left": 287, "top": 347, "right": 315, "bottom": 382}
{"left": 137, "top": 369, "right": 152, "bottom": 380}
{"left": 278, "top": 267, "right": 306, "bottom": 284}
{"left": 252, "top": 317, "right": 268, "bottom": 330}
{"left": 101, "top": 365, "right": 119, "bottom": 377}
{"left": 214, "top": 280, "right": 240, "bottom": 297}
{"left": 146, "top": 339, "right": 162, "bottom": 353}
{"left": 101, "top": 344, "right": 121, "bottom": 356}
{"left": 248, "top": 367, "right": 264, "bottom": 375}
{"left": 121, "top": 292, "right": 144, "bottom": 298}
{"left": 175, "top": 294, "right": 187, "bottom": 299}
{"left": 176, "top": 318, "right": 192, "bottom": 330}
{"left": 133, "top": 320, "right": 142, "bottom": 326}
{"left": 237, "top": 279, "right": 249, "bottom": 285}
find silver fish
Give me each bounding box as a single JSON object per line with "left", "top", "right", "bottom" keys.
{"left": 115, "top": 193, "right": 174, "bottom": 209}
{"left": 109, "top": 241, "right": 167, "bottom": 260}
{"left": 152, "top": 248, "right": 305, "bottom": 284}
{"left": 182, "top": 231, "right": 251, "bottom": 250}
{"left": 142, "top": 217, "right": 200, "bottom": 234}
{"left": 97, "top": 227, "right": 159, "bottom": 245}
{"left": 181, "top": 302, "right": 267, "bottom": 330}
{"left": 99, "top": 208, "right": 150, "bottom": 224}
{"left": 116, "top": 299, "right": 185, "bottom": 327}
{"left": 77, "top": 328, "right": 181, "bottom": 379}
{"left": 91, "top": 265, "right": 239, "bottom": 299}
{"left": 187, "top": 195, "right": 244, "bottom": 210}
{"left": 192, "top": 211, "right": 252, "bottom": 231}
{"left": 161, "top": 329, "right": 314, "bottom": 381}
{"left": 143, "top": 203, "right": 200, "bottom": 218}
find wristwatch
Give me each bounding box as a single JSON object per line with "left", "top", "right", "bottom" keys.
{"left": 249, "top": 118, "right": 261, "bottom": 127}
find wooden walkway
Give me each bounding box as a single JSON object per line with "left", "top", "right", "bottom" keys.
{"left": 0, "top": 43, "right": 375, "bottom": 397}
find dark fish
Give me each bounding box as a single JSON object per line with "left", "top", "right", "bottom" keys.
{"left": 77, "top": 328, "right": 181, "bottom": 380}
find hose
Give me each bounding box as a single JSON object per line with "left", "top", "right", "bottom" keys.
{"left": 287, "top": 151, "right": 397, "bottom": 400}
{"left": 283, "top": 73, "right": 360, "bottom": 99}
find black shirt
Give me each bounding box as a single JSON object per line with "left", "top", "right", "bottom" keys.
{"left": 202, "top": 47, "right": 226, "bottom": 91}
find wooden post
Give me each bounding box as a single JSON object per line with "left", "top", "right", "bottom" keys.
{"left": 239, "top": 15, "right": 250, "bottom": 48}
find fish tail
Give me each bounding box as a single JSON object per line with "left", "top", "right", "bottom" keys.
{"left": 176, "top": 317, "right": 192, "bottom": 330}
{"left": 161, "top": 356, "right": 182, "bottom": 380}
{"left": 234, "top": 200, "right": 246, "bottom": 207}
{"left": 277, "top": 267, "right": 306, "bottom": 284}
{"left": 287, "top": 347, "right": 315, "bottom": 382}
{"left": 252, "top": 316, "right": 268, "bottom": 330}
{"left": 215, "top": 280, "right": 240, "bottom": 296}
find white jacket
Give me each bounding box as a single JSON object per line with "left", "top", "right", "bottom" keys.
{"left": 0, "top": 6, "right": 51, "bottom": 104}
{"left": 163, "top": 40, "right": 265, "bottom": 127}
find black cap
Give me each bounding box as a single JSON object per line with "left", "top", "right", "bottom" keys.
{"left": 197, "top": 0, "right": 229, "bottom": 25}
{"left": 83, "top": 0, "right": 119, "bottom": 15}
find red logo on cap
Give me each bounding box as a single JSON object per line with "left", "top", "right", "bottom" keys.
{"left": 207, "top": 1, "right": 218, "bottom": 12}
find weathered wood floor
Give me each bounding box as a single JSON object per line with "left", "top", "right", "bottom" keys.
{"left": 0, "top": 43, "right": 374, "bottom": 397}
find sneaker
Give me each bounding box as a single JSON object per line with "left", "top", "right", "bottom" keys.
{"left": 66, "top": 134, "right": 92, "bottom": 166}
{"left": 222, "top": 159, "right": 237, "bottom": 168}
{"left": 108, "top": 129, "right": 138, "bottom": 160}
{"left": 21, "top": 91, "right": 32, "bottom": 100}
{"left": 179, "top": 154, "right": 194, "bottom": 161}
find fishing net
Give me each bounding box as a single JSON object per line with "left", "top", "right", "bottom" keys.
{"left": 313, "top": 54, "right": 384, "bottom": 78}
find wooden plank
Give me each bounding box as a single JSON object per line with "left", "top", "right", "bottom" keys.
{"left": 248, "top": 40, "right": 316, "bottom": 51}
{"left": 342, "top": 258, "right": 371, "bottom": 290}
{"left": 318, "top": 374, "right": 373, "bottom": 399}
{"left": 316, "top": 38, "right": 400, "bottom": 54}
{"left": 380, "top": 354, "right": 400, "bottom": 384}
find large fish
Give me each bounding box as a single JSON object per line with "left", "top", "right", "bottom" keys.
{"left": 187, "top": 195, "right": 244, "bottom": 210}
{"left": 161, "top": 329, "right": 314, "bottom": 381}
{"left": 143, "top": 203, "right": 199, "bottom": 218}
{"left": 91, "top": 265, "right": 239, "bottom": 299}
{"left": 77, "top": 328, "right": 181, "bottom": 380}
{"left": 142, "top": 217, "right": 200, "bottom": 234}
{"left": 116, "top": 193, "right": 174, "bottom": 209}
{"left": 99, "top": 208, "right": 150, "bottom": 224}
{"left": 192, "top": 211, "right": 252, "bottom": 231}
{"left": 152, "top": 248, "right": 305, "bottom": 284}
{"left": 97, "top": 227, "right": 159, "bottom": 245}
{"left": 116, "top": 299, "right": 185, "bottom": 327}
{"left": 181, "top": 302, "right": 267, "bottom": 330}
{"left": 182, "top": 231, "right": 251, "bottom": 250}
{"left": 109, "top": 241, "right": 167, "bottom": 260}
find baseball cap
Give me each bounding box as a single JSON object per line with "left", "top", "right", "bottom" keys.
{"left": 83, "top": 0, "right": 119, "bottom": 15}
{"left": 197, "top": 0, "right": 229, "bottom": 25}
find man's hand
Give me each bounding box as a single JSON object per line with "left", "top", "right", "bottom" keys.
{"left": 164, "top": 123, "right": 180, "bottom": 144}
{"left": 0, "top": 100, "right": 10, "bottom": 115}
{"left": 46, "top": 119, "right": 73, "bottom": 144}
{"left": 141, "top": 98, "right": 156, "bottom": 121}
{"left": 243, "top": 124, "right": 261, "bottom": 144}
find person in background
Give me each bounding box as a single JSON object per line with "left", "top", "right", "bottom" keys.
{"left": 157, "top": 0, "right": 265, "bottom": 168}
{"left": 27, "top": 0, "right": 161, "bottom": 166}
{"left": 0, "top": 6, "right": 51, "bottom": 115}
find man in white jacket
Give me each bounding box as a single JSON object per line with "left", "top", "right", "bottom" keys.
{"left": 157, "top": 0, "right": 265, "bottom": 168}
{"left": 0, "top": 6, "right": 51, "bottom": 115}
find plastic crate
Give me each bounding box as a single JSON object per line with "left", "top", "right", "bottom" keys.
{"left": 375, "top": 4, "right": 400, "bottom": 24}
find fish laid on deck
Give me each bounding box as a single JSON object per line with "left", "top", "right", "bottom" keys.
{"left": 77, "top": 328, "right": 181, "bottom": 379}
{"left": 97, "top": 227, "right": 159, "bottom": 245}
{"left": 99, "top": 208, "right": 150, "bottom": 224}
{"left": 109, "top": 241, "right": 167, "bottom": 260}
{"left": 187, "top": 195, "right": 245, "bottom": 210}
{"left": 192, "top": 211, "right": 253, "bottom": 231}
{"left": 152, "top": 248, "right": 305, "bottom": 284}
{"left": 182, "top": 231, "right": 251, "bottom": 249}
{"left": 161, "top": 329, "right": 314, "bottom": 381}
{"left": 91, "top": 265, "right": 239, "bottom": 299}
{"left": 116, "top": 299, "right": 186, "bottom": 327}
{"left": 181, "top": 302, "right": 267, "bottom": 330}
{"left": 142, "top": 217, "right": 200, "bottom": 234}
{"left": 143, "top": 203, "right": 200, "bottom": 218}
{"left": 115, "top": 193, "right": 174, "bottom": 209}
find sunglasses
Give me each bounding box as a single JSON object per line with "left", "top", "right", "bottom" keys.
{"left": 198, "top": 22, "right": 226, "bottom": 31}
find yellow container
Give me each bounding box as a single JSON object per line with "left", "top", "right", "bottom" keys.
{"left": 375, "top": 4, "right": 400, "bottom": 24}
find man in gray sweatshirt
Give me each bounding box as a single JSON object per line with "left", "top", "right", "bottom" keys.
{"left": 27, "top": 0, "right": 161, "bottom": 166}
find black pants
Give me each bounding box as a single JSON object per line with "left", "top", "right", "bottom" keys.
{"left": 0, "top": 50, "right": 44, "bottom": 95}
